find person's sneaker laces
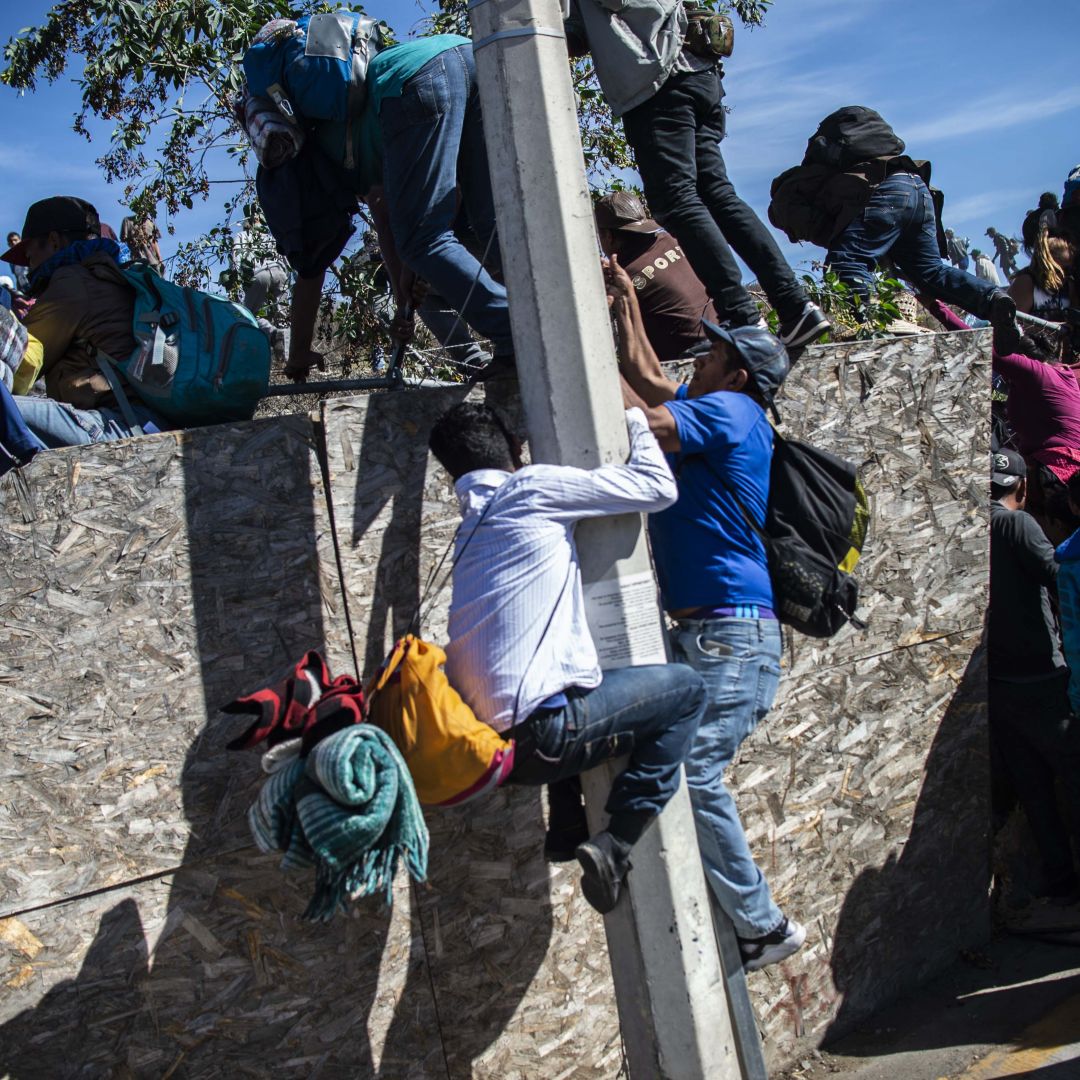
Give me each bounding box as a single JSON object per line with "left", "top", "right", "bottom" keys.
{"left": 575, "top": 831, "right": 632, "bottom": 915}
{"left": 738, "top": 916, "right": 807, "bottom": 972}
{"left": 779, "top": 303, "right": 831, "bottom": 349}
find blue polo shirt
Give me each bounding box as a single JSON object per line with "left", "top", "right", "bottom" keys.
{"left": 649, "top": 385, "right": 774, "bottom": 612}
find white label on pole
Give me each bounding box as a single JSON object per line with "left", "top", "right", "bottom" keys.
{"left": 583, "top": 570, "right": 668, "bottom": 668}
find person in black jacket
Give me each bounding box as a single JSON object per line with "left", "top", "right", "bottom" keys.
{"left": 989, "top": 448, "right": 1080, "bottom": 899}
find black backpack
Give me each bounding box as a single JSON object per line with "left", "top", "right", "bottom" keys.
{"left": 803, "top": 106, "right": 905, "bottom": 171}
{"left": 708, "top": 435, "right": 870, "bottom": 638}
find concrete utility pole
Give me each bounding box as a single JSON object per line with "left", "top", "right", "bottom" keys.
{"left": 468, "top": 0, "right": 746, "bottom": 1075}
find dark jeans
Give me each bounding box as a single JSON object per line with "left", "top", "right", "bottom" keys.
{"left": 509, "top": 664, "right": 705, "bottom": 844}
{"left": 622, "top": 66, "right": 805, "bottom": 325}
{"left": 827, "top": 172, "right": 998, "bottom": 319}
{"left": 990, "top": 673, "right": 1080, "bottom": 888}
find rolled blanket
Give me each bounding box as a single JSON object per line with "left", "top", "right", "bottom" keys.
{"left": 236, "top": 86, "right": 305, "bottom": 170}
{"left": 247, "top": 724, "right": 429, "bottom": 921}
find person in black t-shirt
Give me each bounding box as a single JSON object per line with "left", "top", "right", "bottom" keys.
{"left": 989, "top": 448, "right": 1080, "bottom": 900}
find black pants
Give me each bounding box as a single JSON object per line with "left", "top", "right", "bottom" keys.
{"left": 990, "top": 673, "right": 1080, "bottom": 888}
{"left": 622, "top": 65, "right": 806, "bottom": 326}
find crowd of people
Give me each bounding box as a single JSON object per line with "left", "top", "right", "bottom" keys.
{"left": 3, "top": 7, "right": 1079, "bottom": 964}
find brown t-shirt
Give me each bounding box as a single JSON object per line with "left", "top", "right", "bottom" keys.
{"left": 621, "top": 230, "right": 716, "bottom": 361}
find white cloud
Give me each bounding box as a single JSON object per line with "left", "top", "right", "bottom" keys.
{"left": 901, "top": 87, "right": 1080, "bottom": 144}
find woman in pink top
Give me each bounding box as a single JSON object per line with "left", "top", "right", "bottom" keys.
{"left": 922, "top": 294, "right": 1080, "bottom": 540}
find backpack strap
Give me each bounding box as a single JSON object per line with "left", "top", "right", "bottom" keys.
{"left": 92, "top": 350, "right": 144, "bottom": 436}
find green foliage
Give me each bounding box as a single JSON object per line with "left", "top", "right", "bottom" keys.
{"left": 2, "top": 0, "right": 778, "bottom": 373}
{"left": 767, "top": 265, "right": 904, "bottom": 341}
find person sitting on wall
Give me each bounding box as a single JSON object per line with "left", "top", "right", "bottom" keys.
{"left": 594, "top": 191, "right": 718, "bottom": 362}
{"left": 2, "top": 196, "right": 167, "bottom": 447}
{"left": 428, "top": 401, "right": 706, "bottom": 915}
{"left": 602, "top": 254, "right": 807, "bottom": 971}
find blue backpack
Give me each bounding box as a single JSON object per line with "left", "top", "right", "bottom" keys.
{"left": 94, "top": 263, "right": 271, "bottom": 428}
{"left": 244, "top": 12, "right": 384, "bottom": 126}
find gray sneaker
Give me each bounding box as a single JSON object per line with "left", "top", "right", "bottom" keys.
{"left": 779, "top": 302, "right": 831, "bottom": 349}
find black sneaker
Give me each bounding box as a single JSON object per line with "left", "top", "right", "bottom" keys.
{"left": 737, "top": 916, "right": 807, "bottom": 972}
{"left": 988, "top": 290, "right": 1020, "bottom": 354}
{"left": 575, "top": 831, "right": 632, "bottom": 915}
{"left": 779, "top": 303, "right": 831, "bottom": 349}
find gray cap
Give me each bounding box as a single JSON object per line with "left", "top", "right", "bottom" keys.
{"left": 701, "top": 318, "right": 791, "bottom": 421}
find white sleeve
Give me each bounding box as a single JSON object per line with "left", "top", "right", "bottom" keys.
{"left": 516, "top": 409, "right": 677, "bottom": 523}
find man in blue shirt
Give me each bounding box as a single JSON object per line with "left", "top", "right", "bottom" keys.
{"left": 609, "top": 253, "right": 806, "bottom": 971}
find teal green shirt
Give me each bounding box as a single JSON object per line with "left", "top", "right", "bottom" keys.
{"left": 315, "top": 34, "right": 471, "bottom": 196}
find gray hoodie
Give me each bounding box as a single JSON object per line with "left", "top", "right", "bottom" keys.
{"left": 566, "top": 0, "right": 688, "bottom": 117}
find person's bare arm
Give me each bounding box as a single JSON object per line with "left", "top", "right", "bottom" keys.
{"left": 285, "top": 270, "right": 326, "bottom": 382}
{"left": 605, "top": 254, "right": 679, "bottom": 405}
{"left": 620, "top": 374, "right": 680, "bottom": 451}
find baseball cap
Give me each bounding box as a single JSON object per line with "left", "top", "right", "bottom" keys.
{"left": 594, "top": 191, "right": 660, "bottom": 235}
{"left": 991, "top": 449, "right": 1026, "bottom": 487}
{"left": 1064, "top": 164, "right": 1080, "bottom": 211}
{"left": 701, "top": 318, "right": 791, "bottom": 420}
{"left": 2, "top": 197, "right": 100, "bottom": 265}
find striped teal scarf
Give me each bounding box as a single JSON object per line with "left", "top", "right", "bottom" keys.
{"left": 249, "top": 725, "right": 429, "bottom": 921}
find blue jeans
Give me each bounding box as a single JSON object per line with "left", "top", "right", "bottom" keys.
{"left": 509, "top": 663, "right": 706, "bottom": 842}
{"left": 15, "top": 396, "right": 164, "bottom": 449}
{"left": 827, "top": 172, "right": 998, "bottom": 318}
{"left": 379, "top": 45, "right": 513, "bottom": 356}
{"left": 671, "top": 617, "right": 784, "bottom": 937}
{"left": 622, "top": 66, "right": 806, "bottom": 325}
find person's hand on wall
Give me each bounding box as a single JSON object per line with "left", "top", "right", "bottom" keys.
{"left": 284, "top": 348, "right": 326, "bottom": 383}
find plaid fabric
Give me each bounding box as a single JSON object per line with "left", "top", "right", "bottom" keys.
{"left": 247, "top": 725, "right": 429, "bottom": 922}
{"left": 236, "top": 87, "right": 305, "bottom": 170}
{"left": 0, "top": 307, "right": 27, "bottom": 392}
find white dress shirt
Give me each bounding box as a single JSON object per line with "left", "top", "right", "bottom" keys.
{"left": 445, "top": 408, "right": 677, "bottom": 732}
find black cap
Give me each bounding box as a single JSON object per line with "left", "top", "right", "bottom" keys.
{"left": 701, "top": 318, "right": 791, "bottom": 421}
{"left": 2, "top": 196, "right": 100, "bottom": 265}
{"left": 594, "top": 191, "right": 660, "bottom": 234}
{"left": 992, "top": 449, "right": 1026, "bottom": 487}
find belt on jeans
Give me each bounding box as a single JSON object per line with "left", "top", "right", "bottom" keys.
{"left": 678, "top": 605, "right": 777, "bottom": 620}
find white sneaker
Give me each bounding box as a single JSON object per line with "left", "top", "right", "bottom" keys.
{"left": 738, "top": 916, "right": 807, "bottom": 971}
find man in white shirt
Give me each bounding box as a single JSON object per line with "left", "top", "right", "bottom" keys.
{"left": 429, "top": 401, "right": 706, "bottom": 914}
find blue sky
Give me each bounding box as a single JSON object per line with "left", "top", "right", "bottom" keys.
{"left": 1, "top": 0, "right": 1077, "bottom": 280}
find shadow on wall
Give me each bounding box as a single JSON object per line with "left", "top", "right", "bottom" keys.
{"left": 825, "top": 645, "right": 991, "bottom": 1045}
{"left": 0, "top": 406, "right": 553, "bottom": 1078}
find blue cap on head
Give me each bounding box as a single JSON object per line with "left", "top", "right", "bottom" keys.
{"left": 1064, "top": 164, "right": 1080, "bottom": 211}
{"left": 700, "top": 318, "right": 791, "bottom": 421}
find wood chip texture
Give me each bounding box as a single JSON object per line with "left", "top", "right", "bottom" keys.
{"left": 0, "top": 328, "right": 988, "bottom": 1077}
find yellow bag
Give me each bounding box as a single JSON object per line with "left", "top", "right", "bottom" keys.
{"left": 365, "top": 634, "right": 515, "bottom": 807}
{"left": 12, "top": 331, "right": 44, "bottom": 397}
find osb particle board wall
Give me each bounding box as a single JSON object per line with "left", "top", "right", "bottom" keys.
{"left": 0, "top": 327, "right": 989, "bottom": 1077}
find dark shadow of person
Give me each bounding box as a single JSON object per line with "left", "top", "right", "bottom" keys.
{"left": 349, "top": 389, "right": 556, "bottom": 1078}
{"left": 0, "top": 899, "right": 149, "bottom": 1078}
{"left": 0, "top": 400, "right": 554, "bottom": 1078}
{"left": 825, "top": 645, "right": 991, "bottom": 1045}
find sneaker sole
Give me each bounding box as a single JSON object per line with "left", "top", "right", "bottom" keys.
{"left": 743, "top": 921, "right": 807, "bottom": 972}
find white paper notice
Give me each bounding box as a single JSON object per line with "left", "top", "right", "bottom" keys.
{"left": 583, "top": 570, "right": 668, "bottom": 668}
